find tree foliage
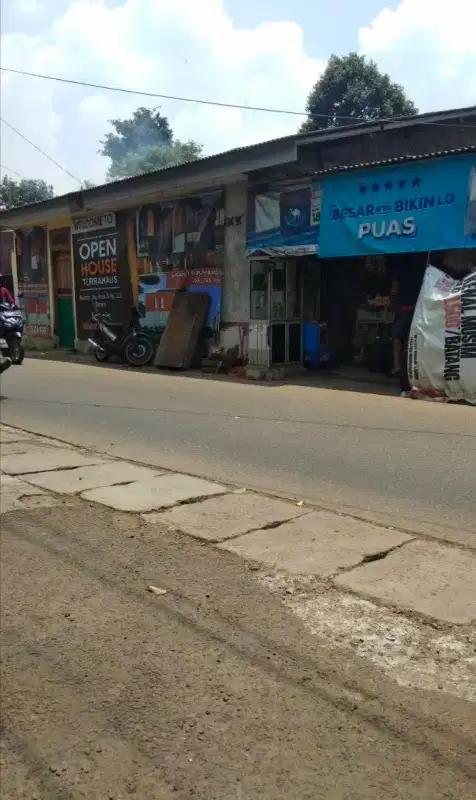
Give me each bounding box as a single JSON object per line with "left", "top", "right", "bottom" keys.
{"left": 0, "top": 176, "right": 55, "bottom": 210}
{"left": 107, "top": 140, "right": 203, "bottom": 180}
{"left": 301, "top": 53, "right": 418, "bottom": 132}
{"left": 99, "top": 106, "right": 202, "bottom": 179}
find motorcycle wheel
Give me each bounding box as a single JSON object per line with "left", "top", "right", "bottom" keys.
{"left": 94, "top": 347, "right": 110, "bottom": 363}
{"left": 124, "top": 336, "right": 155, "bottom": 367}
{"left": 9, "top": 342, "right": 25, "bottom": 365}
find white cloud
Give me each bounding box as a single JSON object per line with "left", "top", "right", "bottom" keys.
{"left": 1, "top": 0, "right": 475, "bottom": 195}
{"left": 0, "top": 0, "right": 323, "bottom": 193}
{"left": 359, "top": 0, "right": 476, "bottom": 112}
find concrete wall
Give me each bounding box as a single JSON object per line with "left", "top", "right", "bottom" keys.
{"left": 220, "top": 181, "right": 249, "bottom": 353}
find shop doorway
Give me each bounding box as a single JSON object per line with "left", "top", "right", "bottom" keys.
{"left": 50, "top": 229, "right": 75, "bottom": 348}
{"left": 269, "top": 260, "right": 301, "bottom": 364}
{"left": 250, "top": 259, "right": 302, "bottom": 365}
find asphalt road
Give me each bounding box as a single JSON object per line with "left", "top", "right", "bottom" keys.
{"left": 2, "top": 501, "right": 476, "bottom": 799}
{"left": 1, "top": 359, "right": 475, "bottom": 545}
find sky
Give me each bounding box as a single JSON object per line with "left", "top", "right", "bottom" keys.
{"left": 1, "top": 0, "right": 476, "bottom": 194}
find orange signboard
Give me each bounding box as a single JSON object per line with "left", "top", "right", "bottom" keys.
{"left": 144, "top": 290, "right": 176, "bottom": 312}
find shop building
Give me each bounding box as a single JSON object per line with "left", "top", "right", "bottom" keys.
{"left": 314, "top": 151, "right": 476, "bottom": 375}
{"left": 0, "top": 105, "right": 475, "bottom": 372}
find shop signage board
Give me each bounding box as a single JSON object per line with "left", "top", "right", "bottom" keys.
{"left": 15, "top": 228, "right": 51, "bottom": 337}
{"left": 246, "top": 182, "right": 322, "bottom": 256}
{"left": 137, "top": 261, "right": 223, "bottom": 333}
{"left": 72, "top": 212, "right": 132, "bottom": 340}
{"left": 317, "top": 155, "right": 476, "bottom": 257}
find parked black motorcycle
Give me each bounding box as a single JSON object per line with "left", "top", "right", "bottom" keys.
{"left": 0, "top": 302, "right": 25, "bottom": 365}
{"left": 88, "top": 306, "right": 155, "bottom": 367}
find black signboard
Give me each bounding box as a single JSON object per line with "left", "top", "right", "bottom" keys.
{"left": 72, "top": 211, "right": 133, "bottom": 340}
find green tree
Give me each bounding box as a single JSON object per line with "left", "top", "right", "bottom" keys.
{"left": 107, "top": 140, "right": 203, "bottom": 180}
{"left": 301, "top": 53, "right": 417, "bottom": 132}
{"left": 0, "top": 176, "right": 55, "bottom": 209}
{"left": 99, "top": 106, "right": 202, "bottom": 179}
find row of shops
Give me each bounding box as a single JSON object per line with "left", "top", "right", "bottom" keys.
{"left": 246, "top": 152, "right": 476, "bottom": 375}
{"left": 2, "top": 109, "right": 476, "bottom": 383}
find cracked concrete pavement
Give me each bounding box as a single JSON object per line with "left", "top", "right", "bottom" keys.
{"left": 1, "top": 422, "right": 476, "bottom": 798}
{"left": 2, "top": 423, "right": 475, "bottom": 639}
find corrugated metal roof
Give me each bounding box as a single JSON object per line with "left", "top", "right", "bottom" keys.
{"left": 1, "top": 104, "right": 475, "bottom": 222}
{"left": 77, "top": 104, "right": 476, "bottom": 193}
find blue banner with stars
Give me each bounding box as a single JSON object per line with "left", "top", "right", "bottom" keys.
{"left": 317, "top": 155, "right": 476, "bottom": 257}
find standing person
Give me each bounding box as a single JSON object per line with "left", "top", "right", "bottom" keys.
{"left": 391, "top": 261, "right": 423, "bottom": 377}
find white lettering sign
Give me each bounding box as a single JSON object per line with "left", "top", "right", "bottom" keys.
{"left": 72, "top": 212, "right": 116, "bottom": 234}
{"left": 78, "top": 238, "right": 117, "bottom": 260}
{"left": 357, "top": 217, "right": 416, "bottom": 240}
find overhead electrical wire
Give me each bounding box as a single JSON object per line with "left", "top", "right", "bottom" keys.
{"left": 0, "top": 163, "right": 27, "bottom": 180}
{"left": 1, "top": 67, "right": 309, "bottom": 118}
{"left": 1, "top": 67, "right": 474, "bottom": 190}
{"left": 0, "top": 117, "right": 83, "bottom": 185}
{"left": 2, "top": 66, "right": 475, "bottom": 128}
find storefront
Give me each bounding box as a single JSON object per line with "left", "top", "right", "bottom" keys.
{"left": 316, "top": 153, "right": 476, "bottom": 375}
{"left": 71, "top": 211, "right": 133, "bottom": 344}
{"left": 50, "top": 228, "right": 75, "bottom": 348}
{"left": 244, "top": 153, "right": 476, "bottom": 376}
{"left": 14, "top": 227, "right": 52, "bottom": 345}
{"left": 133, "top": 191, "right": 225, "bottom": 351}
{"left": 246, "top": 180, "right": 324, "bottom": 367}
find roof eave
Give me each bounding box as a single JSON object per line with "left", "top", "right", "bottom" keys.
{"left": 296, "top": 105, "right": 476, "bottom": 146}
{"left": 0, "top": 139, "right": 298, "bottom": 229}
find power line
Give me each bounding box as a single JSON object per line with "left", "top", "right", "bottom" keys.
{"left": 1, "top": 67, "right": 309, "bottom": 118}
{"left": 0, "top": 163, "right": 27, "bottom": 180}
{"left": 2, "top": 67, "right": 475, "bottom": 129}
{"left": 0, "top": 117, "right": 82, "bottom": 185}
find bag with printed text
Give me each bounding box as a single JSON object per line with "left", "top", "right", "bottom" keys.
{"left": 408, "top": 265, "right": 476, "bottom": 404}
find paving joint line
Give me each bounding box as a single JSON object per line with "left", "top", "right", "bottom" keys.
{"left": 3, "top": 425, "right": 475, "bottom": 632}
{"left": 1, "top": 423, "right": 474, "bottom": 554}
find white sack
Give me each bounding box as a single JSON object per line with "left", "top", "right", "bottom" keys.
{"left": 408, "top": 265, "right": 476, "bottom": 404}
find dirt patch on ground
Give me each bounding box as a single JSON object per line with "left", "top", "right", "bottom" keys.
{"left": 2, "top": 502, "right": 476, "bottom": 799}
{"left": 260, "top": 572, "right": 476, "bottom": 703}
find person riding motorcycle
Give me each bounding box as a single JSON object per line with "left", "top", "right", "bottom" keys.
{"left": 0, "top": 274, "right": 15, "bottom": 306}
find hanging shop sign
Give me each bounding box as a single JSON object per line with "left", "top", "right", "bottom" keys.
{"left": 318, "top": 155, "right": 476, "bottom": 257}
{"left": 246, "top": 182, "right": 322, "bottom": 257}
{"left": 72, "top": 211, "right": 133, "bottom": 340}
{"left": 15, "top": 228, "right": 51, "bottom": 338}
{"left": 408, "top": 266, "right": 476, "bottom": 404}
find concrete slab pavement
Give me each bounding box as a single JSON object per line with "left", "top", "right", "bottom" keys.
{"left": 82, "top": 473, "right": 228, "bottom": 512}
{"left": 334, "top": 539, "right": 476, "bottom": 624}
{"left": 146, "top": 492, "right": 310, "bottom": 541}
{"left": 2, "top": 423, "right": 475, "bottom": 634}
{"left": 1, "top": 440, "right": 71, "bottom": 456}
{"left": 0, "top": 474, "right": 60, "bottom": 513}
{"left": 21, "top": 461, "right": 162, "bottom": 494}
{"left": 219, "top": 511, "right": 413, "bottom": 576}
{"left": 1, "top": 448, "right": 106, "bottom": 476}
{"left": 0, "top": 426, "right": 34, "bottom": 442}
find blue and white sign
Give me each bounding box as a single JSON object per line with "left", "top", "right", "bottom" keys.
{"left": 318, "top": 155, "right": 476, "bottom": 257}
{"left": 246, "top": 182, "right": 322, "bottom": 257}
